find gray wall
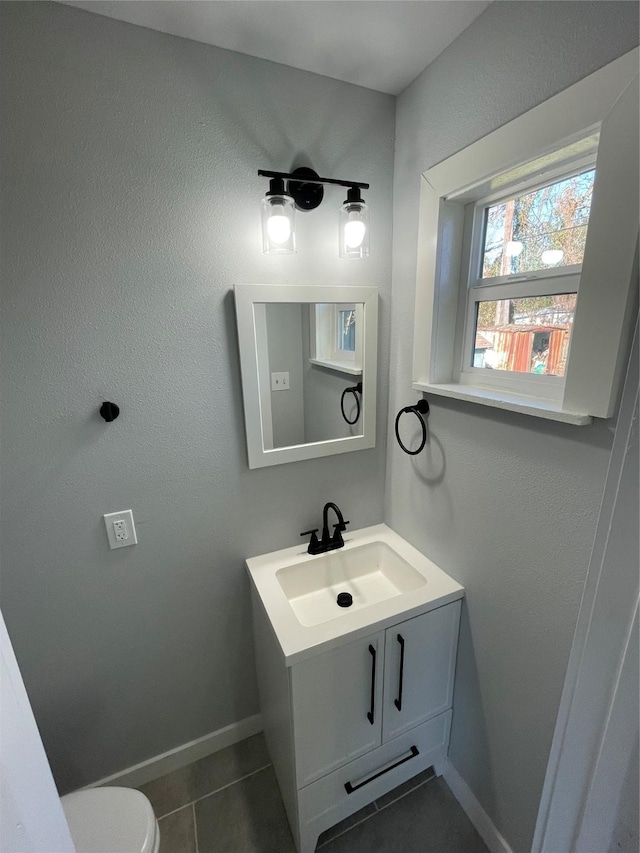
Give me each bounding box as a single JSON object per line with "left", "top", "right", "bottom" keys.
{"left": 386, "top": 3, "right": 639, "bottom": 852}
{"left": 303, "top": 363, "right": 358, "bottom": 445}
{"left": 0, "top": 2, "right": 394, "bottom": 792}
{"left": 265, "top": 304, "right": 305, "bottom": 449}
{"left": 609, "top": 745, "right": 639, "bottom": 853}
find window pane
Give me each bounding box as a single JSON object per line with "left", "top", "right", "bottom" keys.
{"left": 338, "top": 309, "right": 356, "bottom": 352}
{"left": 481, "top": 169, "right": 595, "bottom": 278}
{"left": 473, "top": 294, "right": 577, "bottom": 376}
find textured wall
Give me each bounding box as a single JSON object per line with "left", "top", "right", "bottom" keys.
{"left": 303, "top": 365, "right": 357, "bottom": 445}
{"left": 265, "top": 304, "right": 305, "bottom": 449}
{"left": 0, "top": 2, "right": 394, "bottom": 791}
{"left": 387, "top": 3, "right": 639, "bottom": 852}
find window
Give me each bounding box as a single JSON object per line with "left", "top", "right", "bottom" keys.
{"left": 471, "top": 294, "right": 577, "bottom": 377}
{"left": 413, "top": 49, "right": 638, "bottom": 424}
{"left": 478, "top": 168, "right": 595, "bottom": 280}
{"left": 460, "top": 160, "right": 596, "bottom": 397}
{"left": 338, "top": 308, "right": 356, "bottom": 354}
{"left": 310, "top": 303, "right": 363, "bottom": 375}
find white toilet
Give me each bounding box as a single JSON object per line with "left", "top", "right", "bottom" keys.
{"left": 61, "top": 786, "right": 160, "bottom": 853}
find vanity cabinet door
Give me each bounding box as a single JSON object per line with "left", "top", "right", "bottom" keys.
{"left": 291, "top": 630, "right": 385, "bottom": 788}
{"left": 381, "top": 601, "right": 461, "bottom": 743}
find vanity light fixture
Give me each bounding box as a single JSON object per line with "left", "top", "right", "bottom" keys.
{"left": 259, "top": 167, "right": 370, "bottom": 258}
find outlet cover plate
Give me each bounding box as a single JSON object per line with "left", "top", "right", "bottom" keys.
{"left": 103, "top": 509, "right": 137, "bottom": 550}
{"left": 271, "top": 372, "right": 290, "bottom": 391}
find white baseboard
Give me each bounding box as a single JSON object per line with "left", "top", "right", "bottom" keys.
{"left": 84, "top": 713, "right": 263, "bottom": 791}
{"left": 442, "top": 759, "right": 514, "bottom": 853}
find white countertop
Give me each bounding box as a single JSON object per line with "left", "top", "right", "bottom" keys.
{"left": 246, "top": 523, "right": 465, "bottom": 665}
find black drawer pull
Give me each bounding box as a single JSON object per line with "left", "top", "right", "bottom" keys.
{"left": 394, "top": 633, "right": 405, "bottom": 712}
{"left": 367, "top": 644, "right": 376, "bottom": 725}
{"left": 344, "top": 746, "right": 420, "bottom": 794}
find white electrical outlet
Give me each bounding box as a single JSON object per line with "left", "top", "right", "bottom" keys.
{"left": 113, "top": 520, "right": 128, "bottom": 542}
{"left": 104, "top": 510, "right": 137, "bottom": 550}
{"left": 271, "top": 372, "right": 290, "bottom": 391}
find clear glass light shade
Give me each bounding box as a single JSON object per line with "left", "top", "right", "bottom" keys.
{"left": 339, "top": 203, "right": 370, "bottom": 259}
{"left": 261, "top": 194, "right": 296, "bottom": 255}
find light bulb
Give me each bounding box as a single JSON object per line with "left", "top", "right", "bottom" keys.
{"left": 261, "top": 187, "right": 295, "bottom": 255}
{"left": 339, "top": 199, "right": 369, "bottom": 259}
{"left": 506, "top": 240, "right": 523, "bottom": 257}
{"left": 541, "top": 249, "right": 564, "bottom": 266}
{"left": 344, "top": 216, "right": 366, "bottom": 249}
{"left": 267, "top": 209, "right": 291, "bottom": 245}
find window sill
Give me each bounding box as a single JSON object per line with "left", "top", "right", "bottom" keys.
{"left": 309, "top": 358, "right": 362, "bottom": 376}
{"left": 412, "top": 381, "right": 593, "bottom": 425}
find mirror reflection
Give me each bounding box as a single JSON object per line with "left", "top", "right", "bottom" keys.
{"left": 255, "top": 303, "right": 365, "bottom": 450}
{"left": 235, "top": 284, "right": 377, "bottom": 468}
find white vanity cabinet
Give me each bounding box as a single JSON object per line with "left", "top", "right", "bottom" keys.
{"left": 252, "top": 594, "right": 462, "bottom": 853}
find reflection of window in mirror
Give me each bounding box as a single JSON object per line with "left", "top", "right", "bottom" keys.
{"left": 310, "top": 303, "right": 363, "bottom": 375}
{"left": 338, "top": 308, "right": 356, "bottom": 354}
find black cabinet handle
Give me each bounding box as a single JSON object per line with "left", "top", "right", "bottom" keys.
{"left": 367, "top": 644, "right": 376, "bottom": 725}
{"left": 394, "top": 634, "right": 405, "bottom": 712}
{"left": 344, "top": 746, "right": 420, "bottom": 794}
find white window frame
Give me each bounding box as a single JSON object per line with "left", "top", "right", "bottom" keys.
{"left": 412, "top": 48, "right": 639, "bottom": 425}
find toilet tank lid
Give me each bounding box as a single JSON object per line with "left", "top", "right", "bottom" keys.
{"left": 61, "top": 786, "right": 157, "bottom": 853}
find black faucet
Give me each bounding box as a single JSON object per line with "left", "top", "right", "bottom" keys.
{"left": 301, "top": 502, "right": 350, "bottom": 555}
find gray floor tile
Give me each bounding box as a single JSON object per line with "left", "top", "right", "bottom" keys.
{"left": 374, "top": 766, "right": 436, "bottom": 809}
{"left": 317, "top": 802, "right": 377, "bottom": 848}
{"left": 158, "top": 805, "right": 197, "bottom": 853}
{"left": 195, "top": 766, "right": 296, "bottom": 853}
{"left": 138, "top": 734, "right": 270, "bottom": 817}
{"left": 321, "top": 777, "right": 489, "bottom": 853}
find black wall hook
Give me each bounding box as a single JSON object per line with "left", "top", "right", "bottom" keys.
{"left": 395, "top": 399, "right": 429, "bottom": 455}
{"left": 99, "top": 401, "right": 120, "bottom": 422}
{"left": 341, "top": 382, "right": 362, "bottom": 425}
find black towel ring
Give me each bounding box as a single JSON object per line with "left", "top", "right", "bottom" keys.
{"left": 341, "top": 382, "right": 362, "bottom": 425}
{"left": 395, "top": 399, "right": 430, "bottom": 455}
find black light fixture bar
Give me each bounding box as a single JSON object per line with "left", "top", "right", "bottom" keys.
{"left": 260, "top": 165, "right": 371, "bottom": 255}
{"left": 258, "top": 169, "right": 369, "bottom": 190}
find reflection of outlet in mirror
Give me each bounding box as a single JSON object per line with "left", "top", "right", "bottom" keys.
{"left": 104, "top": 509, "right": 137, "bottom": 550}
{"left": 271, "top": 372, "right": 290, "bottom": 391}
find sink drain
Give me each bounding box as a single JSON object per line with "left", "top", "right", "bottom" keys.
{"left": 337, "top": 592, "right": 353, "bottom": 608}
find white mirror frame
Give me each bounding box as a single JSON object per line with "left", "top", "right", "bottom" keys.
{"left": 234, "top": 284, "right": 378, "bottom": 468}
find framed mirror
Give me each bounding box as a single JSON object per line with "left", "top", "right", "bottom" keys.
{"left": 234, "top": 285, "right": 378, "bottom": 468}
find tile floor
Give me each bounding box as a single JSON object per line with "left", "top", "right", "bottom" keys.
{"left": 137, "top": 734, "right": 488, "bottom": 853}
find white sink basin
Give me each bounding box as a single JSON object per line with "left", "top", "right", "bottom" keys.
{"left": 247, "top": 524, "right": 464, "bottom": 664}
{"left": 276, "top": 541, "right": 427, "bottom": 627}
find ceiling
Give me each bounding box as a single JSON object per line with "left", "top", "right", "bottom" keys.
{"left": 62, "top": 1, "right": 491, "bottom": 95}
